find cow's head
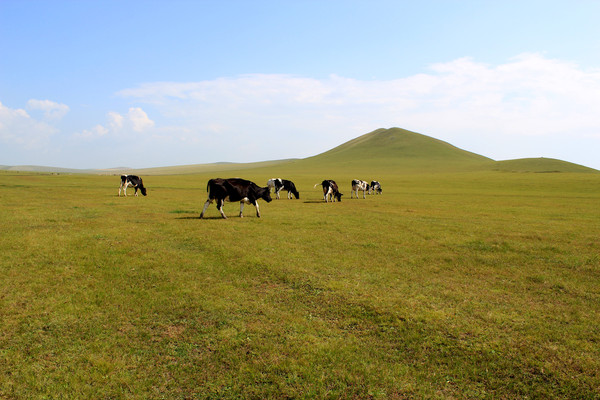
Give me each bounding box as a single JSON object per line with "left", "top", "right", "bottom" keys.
{"left": 140, "top": 187, "right": 147, "bottom": 196}
{"left": 258, "top": 186, "right": 273, "bottom": 202}
{"left": 335, "top": 192, "right": 343, "bottom": 202}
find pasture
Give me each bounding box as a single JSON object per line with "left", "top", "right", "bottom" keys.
{"left": 1, "top": 168, "right": 599, "bottom": 399}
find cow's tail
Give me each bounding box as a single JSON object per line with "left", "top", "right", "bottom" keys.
{"left": 206, "top": 178, "right": 219, "bottom": 193}
{"left": 313, "top": 183, "right": 322, "bottom": 189}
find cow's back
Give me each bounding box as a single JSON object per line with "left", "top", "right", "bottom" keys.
{"left": 207, "top": 178, "right": 256, "bottom": 201}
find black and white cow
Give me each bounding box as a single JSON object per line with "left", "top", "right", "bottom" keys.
{"left": 271, "top": 178, "right": 299, "bottom": 199}
{"left": 351, "top": 179, "right": 370, "bottom": 199}
{"left": 267, "top": 178, "right": 279, "bottom": 194}
{"left": 315, "top": 180, "right": 343, "bottom": 202}
{"left": 119, "top": 175, "right": 147, "bottom": 196}
{"left": 370, "top": 180, "right": 382, "bottom": 194}
{"left": 200, "top": 178, "right": 272, "bottom": 219}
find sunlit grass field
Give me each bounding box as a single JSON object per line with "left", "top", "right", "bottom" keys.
{"left": 1, "top": 166, "right": 599, "bottom": 399}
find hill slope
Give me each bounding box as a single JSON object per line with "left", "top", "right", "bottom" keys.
{"left": 299, "top": 127, "right": 494, "bottom": 172}
{"left": 2, "top": 127, "right": 596, "bottom": 174}
{"left": 492, "top": 158, "right": 597, "bottom": 173}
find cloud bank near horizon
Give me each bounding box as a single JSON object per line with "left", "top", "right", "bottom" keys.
{"left": 2, "top": 53, "right": 600, "bottom": 169}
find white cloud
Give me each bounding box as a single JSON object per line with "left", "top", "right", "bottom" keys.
{"left": 107, "top": 111, "right": 124, "bottom": 130}
{"left": 128, "top": 107, "right": 154, "bottom": 132}
{"left": 78, "top": 124, "right": 109, "bottom": 139}
{"left": 0, "top": 101, "right": 57, "bottom": 148}
{"left": 114, "top": 54, "right": 600, "bottom": 165}
{"left": 9, "top": 53, "right": 599, "bottom": 168}
{"left": 76, "top": 107, "right": 154, "bottom": 139}
{"left": 27, "top": 99, "right": 70, "bottom": 120}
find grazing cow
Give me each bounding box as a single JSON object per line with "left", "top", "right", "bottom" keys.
{"left": 314, "top": 180, "right": 343, "bottom": 202}
{"left": 119, "top": 175, "right": 147, "bottom": 196}
{"left": 200, "top": 178, "right": 272, "bottom": 219}
{"left": 370, "top": 180, "right": 382, "bottom": 194}
{"left": 351, "top": 179, "right": 370, "bottom": 199}
{"left": 273, "top": 178, "right": 300, "bottom": 199}
{"left": 267, "top": 178, "right": 279, "bottom": 194}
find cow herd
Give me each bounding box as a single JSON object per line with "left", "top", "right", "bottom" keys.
{"left": 118, "top": 174, "right": 382, "bottom": 219}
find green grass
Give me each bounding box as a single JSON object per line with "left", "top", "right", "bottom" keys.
{"left": 493, "top": 157, "right": 597, "bottom": 173}
{"left": 1, "top": 168, "right": 599, "bottom": 399}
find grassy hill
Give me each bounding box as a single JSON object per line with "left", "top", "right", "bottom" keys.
{"left": 128, "top": 127, "right": 597, "bottom": 176}
{"left": 302, "top": 127, "right": 493, "bottom": 170}
{"left": 493, "top": 157, "right": 598, "bottom": 173}
{"left": 129, "top": 159, "right": 297, "bottom": 176}
{"left": 2, "top": 127, "right": 597, "bottom": 175}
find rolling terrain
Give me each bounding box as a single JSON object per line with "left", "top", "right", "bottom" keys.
{"left": 3, "top": 127, "right": 597, "bottom": 174}
{"left": 1, "top": 127, "right": 599, "bottom": 398}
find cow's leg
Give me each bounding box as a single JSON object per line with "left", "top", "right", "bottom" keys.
{"left": 217, "top": 199, "right": 227, "bottom": 219}
{"left": 239, "top": 202, "right": 244, "bottom": 218}
{"left": 199, "top": 199, "right": 213, "bottom": 219}
{"left": 362, "top": 189, "right": 365, "bottom": 199}
{"left": 275, "top": 188, "right": 281, "bottom": 200}
{"left": 254, "top": 201, "right": 261, "bottom": 218}
{"left": 134, "top": 187, "right": 139, "bottom": 197}
{"left": 118, "top": 183, "right": 123, "bottom": 197}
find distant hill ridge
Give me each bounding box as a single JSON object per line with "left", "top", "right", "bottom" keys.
{"left": 2, "top": 128, "right": 597, "bottom": 174}
{"left": 303, "top": 127, "right": 493, "bottom": 171}
{"left": 317, "top": 128, "right": 491, "bottom": 161}
{"left": 302, "top": 127, "right": 596, "bottom": 173}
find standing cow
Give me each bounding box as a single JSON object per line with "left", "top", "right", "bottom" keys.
{"left": 200, "top": 178, "right": 272, "bottom": 219}
{"left": 351, "top": 179, "right": 370, "bottom": 199}
{"left": 370, "top": 180, "right": 382, "bottom": 194}
{"left": 119, "top": 175, "right": 147, "bottom": 196}
{"left": 315, "top": 180, "right": 343, "bottom": 202}
{"left": 274, "top": 178, "right": 300, "bottom": 199}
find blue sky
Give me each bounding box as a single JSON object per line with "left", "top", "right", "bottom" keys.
{"left": 2, "top": 0, "right": 600, "bottom": 169}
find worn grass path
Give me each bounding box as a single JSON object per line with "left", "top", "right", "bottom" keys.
{"left": 1, "top": 170, "right": 599, "bottom": 399}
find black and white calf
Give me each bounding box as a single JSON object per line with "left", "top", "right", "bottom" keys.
{"left": 370, "top": 180, "right": 382, "bottom": 194}
{"left": 351, "top": 179, "right": 370, "bottom": 199}
{"left": 315, "top": 180, "right": 343, "bottom": 202}
{"left": 119, "top": 175, "right": 147, "bottom": 196}
{"left": 269, "top": 178, "right": 299, "bottom": 199}
{"left": 200, "top": 178, "right": 272, "bottom": 219}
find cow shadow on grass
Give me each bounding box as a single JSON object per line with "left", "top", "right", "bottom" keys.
{"left": 303, "top": 200, "right": 326, "bottom": 204}
{"left": 175, "top": 215, "right": 253, "bottom": 220}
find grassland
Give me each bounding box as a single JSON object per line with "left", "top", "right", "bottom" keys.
{"left": 1, "top": 165, "right": 599, "bottom": 399}
{"left": 1, "top": 128, "right": 599, "bottom": 398}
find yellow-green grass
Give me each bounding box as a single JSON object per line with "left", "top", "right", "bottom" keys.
{"left": 1, "top": 165, "right": 599, "bottom": 399}
{"left": 493, "top": 157, "right": 597, "bottom": 173}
